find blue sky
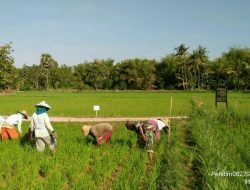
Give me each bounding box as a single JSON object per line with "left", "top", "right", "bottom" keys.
{"left": 1, "top": 0, "right": 250, "bottom": 67}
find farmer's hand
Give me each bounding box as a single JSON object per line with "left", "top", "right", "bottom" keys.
{"left": 142, "top": 135, "right": 148, "bottom": 142}
{"left": 97, "top": 136, "right": 104, "bottom": 145}
{"left": 28, "top": 129, "right": 34, "bottom": 141}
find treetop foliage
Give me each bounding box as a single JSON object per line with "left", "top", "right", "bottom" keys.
{"left": 1, "top": 42, "right": 250, "bottom": 91}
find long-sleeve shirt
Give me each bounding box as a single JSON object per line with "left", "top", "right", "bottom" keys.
{"left": 90, "top": 123, "right": 113, "bottom": 139}
{"left": 30, "top": 112, "right": 54, "bottom": 138}
{"left": 148, "top": 119, "right": 167, "bottom": 130}
{"left": 156, "top": 119, "right": 167, "bottom": 130}
{"left": 5, "top": 113, "right": 23, "bottom": 134}
{"left": 0, "top": 116, "right": 5, "bottom": 128}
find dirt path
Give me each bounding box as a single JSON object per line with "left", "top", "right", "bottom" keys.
{"left": 2, "top": 115, "right": 188, "bottom": 122}
{"left": 182, "top": 120, "right": 198, "bottom": 190}
{"left": 39, "top": 116, "right": 188, "bottom": 122}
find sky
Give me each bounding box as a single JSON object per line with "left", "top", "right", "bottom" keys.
{"left": 1, "top": 0, "right": 250, "bottom": 67}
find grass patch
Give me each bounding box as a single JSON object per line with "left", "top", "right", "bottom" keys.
{"left": 189, "top": 100, "right": 250, "bottom": 189}
{"left": 0, "top": 91, "right": 249, "bottom": 117}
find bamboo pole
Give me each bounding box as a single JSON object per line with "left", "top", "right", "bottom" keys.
{"left": 168, "top": 97, "right": 173, "bottom": 144}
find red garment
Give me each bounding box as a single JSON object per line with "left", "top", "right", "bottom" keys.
{"left": 1, "top": 127, "right": 19, "bottom": 141}
{"left": 97, "top": 130, "right": 112, "bottom": 145}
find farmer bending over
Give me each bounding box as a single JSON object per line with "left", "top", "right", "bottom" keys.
{"left": 146, "top": 118, "right": 170, "bottom": 140}
{"left": 126, "top": 118, "right": 169, "bottom": 164}
{"left": 125, "top": 120, "right": 157, "bottom": 163}
{"left": 125, "top": 118, "right": 169, "bottom": 142}
{"left": 82, "top": 123, "right": 113, "bottom": 145}
{"left": 127, "top": 121, "right": 158, "bottom": 164}
{"left": 125, "top": 120, "right": 146, "bottom": 147}
{"left": 1, "top": 110, "right": 28, "bottom": 141}
{"left": 29, "top": 101, "right": 57, "bottom": 153}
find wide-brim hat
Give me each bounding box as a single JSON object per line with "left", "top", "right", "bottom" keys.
{"left": 35, "top": 101, "right": 51, "bottom": 109}
{"left": 18, "top": 110, "right": 28, "bottom": 119}
{"left": 162, "top": 117, "right": 170, "bottom": 127}
{"left": 81, "top": 125, "right": 91, "bottom": 136}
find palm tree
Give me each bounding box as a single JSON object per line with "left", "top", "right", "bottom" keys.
{"left": 174, "top": 44, "right": 189, "bottom": 90}
{"left": 40, "top": 53, "right": 57, "bottom": 90}
{"left": 205, "top": 57, "right": 231, "bottom": 89}
{"left": 189, "top": 46, "right": 208, "bottom": 88}
{"left": 223, "top": 47, "right": 250, "bottom": 90}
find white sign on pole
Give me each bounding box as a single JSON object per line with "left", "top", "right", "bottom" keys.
{"left": 93, "top": 105, "right": 100, "bottom": 117}
{"left": 93, "top": 105, "right": 100, "bottom": 111}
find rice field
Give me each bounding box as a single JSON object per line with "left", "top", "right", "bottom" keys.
{"left": 0, "top": 91, "right": 249, "bottom": 117}
{"left": 0, "top": 91, "right": 249, "bottom": 189}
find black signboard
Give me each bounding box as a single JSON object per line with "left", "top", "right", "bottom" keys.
{"left": 215, "top": 87, "right": 228, "bottom": 107}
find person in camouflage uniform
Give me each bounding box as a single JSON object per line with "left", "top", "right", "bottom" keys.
{"left": 125, "top": 120, "right": 158, "bottom": 164}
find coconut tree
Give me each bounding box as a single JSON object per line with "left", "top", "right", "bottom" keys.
{"left": 205, "top": 57, "right": 231, "bottom": 89}
{"left": 223, "top": 47, "right": 250, "bottom": 90}
{"left": 189, "top": 46, "right": 208, "bottom": 88}
{"left": 174, "top": 44, "right": 189, "bottom": 90}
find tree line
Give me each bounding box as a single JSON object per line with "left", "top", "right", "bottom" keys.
{"left": 1, "top": 42, "right": 250, "bottom": 91}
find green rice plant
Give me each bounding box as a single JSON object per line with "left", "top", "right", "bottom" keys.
{"left": 155, "top": 121, "right": 194, "bottom": 190}
{"left": 1, "top": 91, "right": 249, "bottom": 117}
{"left": 143, "top": 134, "right": 168, "bottom": 190}
{"left": 189, "top": 100, "right": 250, "bottom": 189}
{"left": 0, "top": 92, "right": 249, "bottom": 189}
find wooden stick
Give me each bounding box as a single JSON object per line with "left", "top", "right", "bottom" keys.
{"left": 168, "top": 97, "right": 173, "bottom": 144}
